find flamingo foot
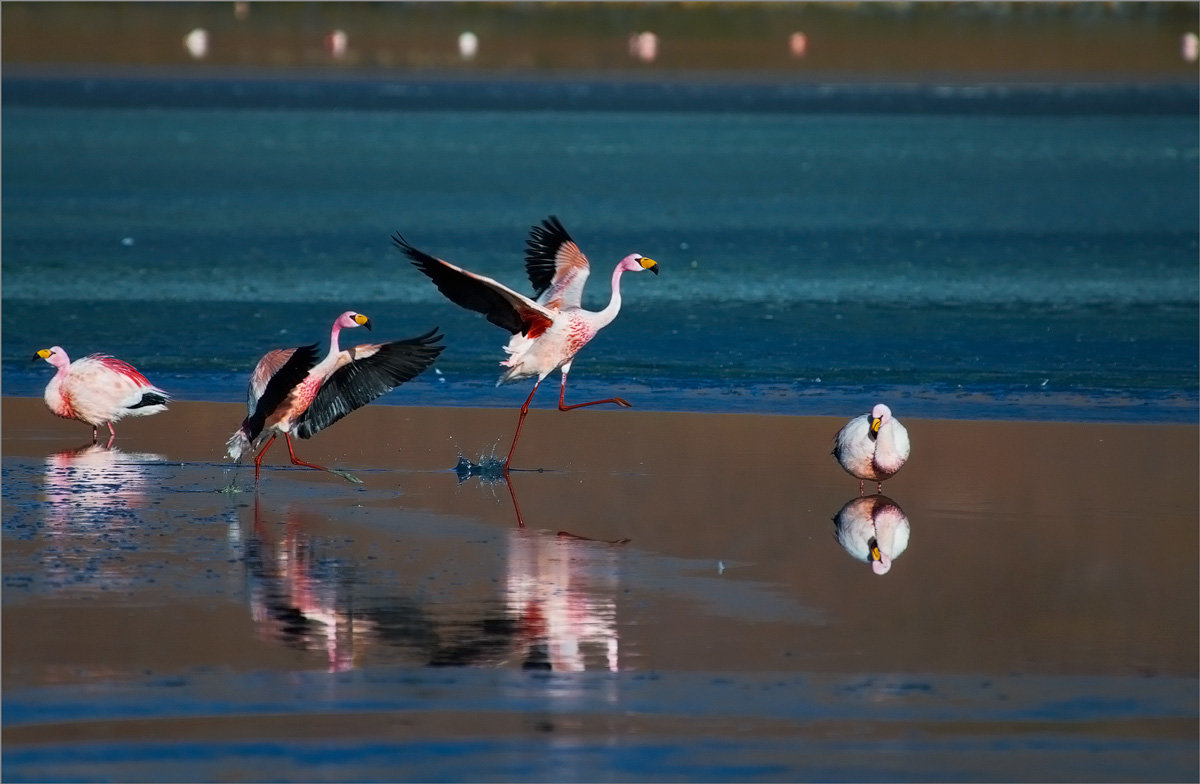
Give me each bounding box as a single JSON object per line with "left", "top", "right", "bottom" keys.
{"left": 556, "top": 530, "right": 631, "bottom": 544}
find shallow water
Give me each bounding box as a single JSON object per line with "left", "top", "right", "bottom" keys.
{"left": 3, "top": 76, "right": 1197, "bottom": 422}
{"left": 2, "top": 399, "right": 1197, "bottom": 781}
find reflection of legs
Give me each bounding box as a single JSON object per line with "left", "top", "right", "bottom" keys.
{"left": 557, "top": 362, "right": 631, "bottom": 411}
{"left": 505, "top": 378, "right": 545, "bottom": 470}
{"left": 505, "top": 474, "right": 526, "bottom": 528}
{"left": 285, "top": 433, "right": 327, "bottom": 472}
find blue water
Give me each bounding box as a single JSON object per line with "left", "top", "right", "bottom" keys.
{"left": 3, "top": 75, "right": 1197, "bottom": 422}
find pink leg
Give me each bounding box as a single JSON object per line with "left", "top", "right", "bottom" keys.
{"left": 556, "top": 366, "right": 632, "bottom": 412}
{"left": 504, "top": 378, "right": 545, "bottom": 470}
{"left": 107, "top": 422, "right": 117, "bottom": 437}
{"left": 253, "top": 435, "right": 277, "bottom": 482}
{"left": 284, "top": 433, "right": 328, "bottom": 473}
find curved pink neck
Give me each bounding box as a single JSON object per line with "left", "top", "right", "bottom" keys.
{"left": 597, "top": 262, "right": 629, "bottom": 325}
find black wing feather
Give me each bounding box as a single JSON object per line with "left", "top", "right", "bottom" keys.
{"left": 524, "top": 215, "right": 572, "bottom": 298}
{"left": 393, "top": 233, "right": 526, "bottom": 334}
{"left": 239, "top": 343, "right": 320, "bottom": 442}
{"left": 294, "top": 329, "right": 444, "bottom": 439}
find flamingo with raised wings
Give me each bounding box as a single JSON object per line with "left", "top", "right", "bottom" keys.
{"left": 226, "top": 311, "right": 443, "bottom": 481}
{"left": 34, "top": 346, "right": 170, "bottom": 443}
{"left": 394, "top": 216, "right": 658, "bottom": 470}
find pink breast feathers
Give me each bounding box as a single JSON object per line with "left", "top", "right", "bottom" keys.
{"left": 565, "top": 318, "right": 594, "bottom": 356}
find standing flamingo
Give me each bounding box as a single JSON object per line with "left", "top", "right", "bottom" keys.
{"left": 33, "top": 346, "right": 170, "bottom": 443}
{"left": 394, "top": 216, "right": 658, "bottom": 470}
{"left": 226, "top": 311, "right": 443, "bottom": 481}
{"left": 833, "top": 403, "right": 911, "bottom": 494}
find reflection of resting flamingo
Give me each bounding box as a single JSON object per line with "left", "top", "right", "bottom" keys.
{"left": 226, "top": 311, "right": 443, "bottom": 481}
{"left": 833, "top": 403, "right": 910, "bottom": 494}
{"left": 395, "top": 216, "right": 658, "bottom": 470}
{"left": 832, "top": 494, "right": 911, "bottom": 575}
{"left": 33, "top": 346, "right": 170, "bottom": 444}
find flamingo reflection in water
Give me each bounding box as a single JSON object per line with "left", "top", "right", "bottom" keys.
{"left": 40, "top": 441, "right": 167, "bottom": 591}
{"left": 832, "top": 494, "right": 911, "bottom": 575}
{"left": 240, "top": 494, "right": 627, "bottom": 673}
{"left": 241, "top": 500, "right": 378, "bottom": 672}
{"left": 459, "top": 461, "right": 629, "bottom": 672}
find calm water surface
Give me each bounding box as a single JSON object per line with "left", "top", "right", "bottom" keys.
{"left": 3, "top": 76, "right": 1197, "bottom": 422}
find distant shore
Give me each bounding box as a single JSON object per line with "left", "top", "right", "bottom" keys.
{"left": 3, "top": 2, "right": 1197, "bottom": 82}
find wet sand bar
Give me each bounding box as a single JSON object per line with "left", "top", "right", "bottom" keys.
{"left": 3, "top": 396, "right": 1197, "bottom": 781}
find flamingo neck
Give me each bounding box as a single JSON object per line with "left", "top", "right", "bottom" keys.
{"left": 594, "top": 263, "right": 628, "bottom": 327}
{"left": 319, "top": 322, "right": 345, "bottom": 369}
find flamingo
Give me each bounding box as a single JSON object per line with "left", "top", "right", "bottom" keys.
{"left": 226, "top": 311, "right": 443, "bottom": 481}
{"left": 833, "top": 403, "right": 911, "bottom": 494}
{"left": 33, "top": 346, "right": 170, "bottom": 443}
{"left": 393, "top": 216, "right": 658, "bottom": 470}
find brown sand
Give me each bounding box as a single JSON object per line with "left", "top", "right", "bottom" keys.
{"left": 4, "top": 395, "right": 1198, "bottom": 779}
{"left": 4, "top": 396, "right": 1197, "bottom": 681}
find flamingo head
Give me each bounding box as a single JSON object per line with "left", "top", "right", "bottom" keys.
{"left": 621, "top": 253, "right": 658, "bottom": 275}
{"left": 32, "top": 346, "right": 70, "bottom": 369}
{"left": 868, "top": 537, "right": 892, "bottom": 575}
{"left": 870, "top": 403, "right": 892, "bottom": 436}
{"left": 336, "top": 311, "right": 372, "bottom": 331}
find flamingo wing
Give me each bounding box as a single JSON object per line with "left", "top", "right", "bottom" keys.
{"left": 525, "top": 215, "right": 590, "bottom": 310}
{"left": 294, "top": 328, "right": 445, "bottom": 439}
{"left": 394, "top": 234, "right": 555, "bottom": 336}
{"left": 246, "top": 347, "right": 298, "bottom": 414}
{"left": 240, "top": 343, "right": 320, "bottom": 442}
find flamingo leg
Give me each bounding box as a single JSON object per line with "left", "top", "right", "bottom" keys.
{"left": 504, "top": 378, "right": 545, "bottom": 470}
{"left": 91, "top": 425, "right": 99, "bottom": 444}
{"left": 556, "top": 364, "right": 632, "bottom": 412}
{"left": 107, "top": 422, "right": 117, "bottom": 437}
{"left": 284, "top": 433, "right": 329, "bottom": 473}
{"left": 253, "top": 435, "right": 277, "bottom": 482}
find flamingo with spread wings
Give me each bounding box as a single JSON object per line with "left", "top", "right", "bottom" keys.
{"left": 226, "top": 311, "right": 443, "bottom": 481}
{"left": 394, "top": 216, "right": 658, "bottom": 470}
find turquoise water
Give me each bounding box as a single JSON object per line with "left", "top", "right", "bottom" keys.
{"left": 3, "top": 76, "right": 1197, "bottom": 421}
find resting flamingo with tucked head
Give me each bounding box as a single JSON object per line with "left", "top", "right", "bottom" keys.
{"left": 33, "top": 346, "right": 170, "bottom": 443}
{"left": 394, "top": 216, "right": 658, "bottom": 470}
{"left": 226, "top": 311, "right": 443, "bottom": 481}
{"left": 833, "top": 403, "right": 911, "bottom": 494}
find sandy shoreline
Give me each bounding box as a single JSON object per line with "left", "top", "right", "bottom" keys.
{"left": 4, "top": 395, "right": 1197, "bottom": 780}
{"left": 5, "top": 395, "right": 1197, "bottom": 673}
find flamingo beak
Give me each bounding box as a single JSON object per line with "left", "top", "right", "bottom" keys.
{"left": 354, "top": 314, "right": 372, "bottom": 330}
{"left": 32, "top": 349, "right": 51, "bottom": 361}
{"left": 640, "top": 257, "right": 659, "bottom": 275}
{"left": 871, "top": 417, "right": 882, "bottom": 434}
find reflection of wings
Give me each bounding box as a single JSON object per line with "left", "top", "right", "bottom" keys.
{"left": 524, "top": 215, "right": 591, "bottom": 310}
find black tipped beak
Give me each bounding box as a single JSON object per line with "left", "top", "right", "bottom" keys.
{"left": 363, "top": 318, "right": 373, "bottom": 331}
{"left": 30, "top": 352, "right": 40, "bottom": 362}
{"left": 649, "top": 265, "right": 659, "bottom": 276}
